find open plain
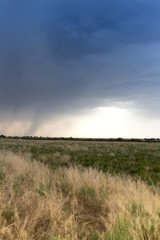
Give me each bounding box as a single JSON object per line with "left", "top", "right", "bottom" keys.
{"left": 0, "top": 138, "right": 160, "bottom": 239}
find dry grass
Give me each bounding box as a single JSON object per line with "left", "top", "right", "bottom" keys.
{"left": 0, "top": 151, "right": 160, "bottom": 240}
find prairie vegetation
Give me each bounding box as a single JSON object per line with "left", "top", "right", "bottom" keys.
{"left": 0, "top": 139, "right": 160, "bottom": 239}
{"left": 0, "top": 138, "right": 160, "bottom": 185}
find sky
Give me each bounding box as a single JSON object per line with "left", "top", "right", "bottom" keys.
{"left": 0, "top": 0, "right": 160, "bottom": 138}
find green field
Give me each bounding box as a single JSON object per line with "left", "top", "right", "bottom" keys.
{"left": 1, "top": 138, "right": 160, "bottom": 186}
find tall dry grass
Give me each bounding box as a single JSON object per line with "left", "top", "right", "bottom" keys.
{"left": 0, "top": 151, "right": 160, "bottom": 240}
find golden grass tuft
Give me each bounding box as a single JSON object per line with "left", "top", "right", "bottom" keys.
{"left": 0, "top": 151, "right": 160, "bottom": 239}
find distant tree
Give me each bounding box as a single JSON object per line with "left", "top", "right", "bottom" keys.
{"left": 0, "top": 135, "right": 6, "bottom": 138}
{"left": 117, "top": 137, "right": 123, "bottom": 141}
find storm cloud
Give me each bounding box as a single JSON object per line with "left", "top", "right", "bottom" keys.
{"left": 0, "top": 0, "right": 160, "bottom": 136}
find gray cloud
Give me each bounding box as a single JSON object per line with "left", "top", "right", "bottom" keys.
{"left": 0, "top": 0, "right": 160, "bottom": 135}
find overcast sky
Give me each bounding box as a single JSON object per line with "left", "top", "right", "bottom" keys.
{"left": 0, "top": 0, "right": 160, "bottom": 138}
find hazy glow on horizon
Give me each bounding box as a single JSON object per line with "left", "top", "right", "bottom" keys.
{"left": 1, "top": 106, "right": 159, "bottom": 138}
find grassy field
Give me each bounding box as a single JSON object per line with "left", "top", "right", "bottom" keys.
{"left": 1, "top": 138, "right": 160, "bottom": 185}
{"left": 0, "top": 138, "right": 160, "bottom": 239}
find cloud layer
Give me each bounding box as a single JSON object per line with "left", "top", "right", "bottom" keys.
{"left": 0, "top": 0, "right": 160, "bottom": 135}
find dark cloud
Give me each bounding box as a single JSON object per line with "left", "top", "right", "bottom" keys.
{"left": 46, "top": 0, "right": 160, "bottom": 57}
{"left": 0, "top": 0, "right": 160, "bottom": 133}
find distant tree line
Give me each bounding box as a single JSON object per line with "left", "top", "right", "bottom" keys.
{"left": 0, "top": 134, "right": 160, "bottom": 142}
